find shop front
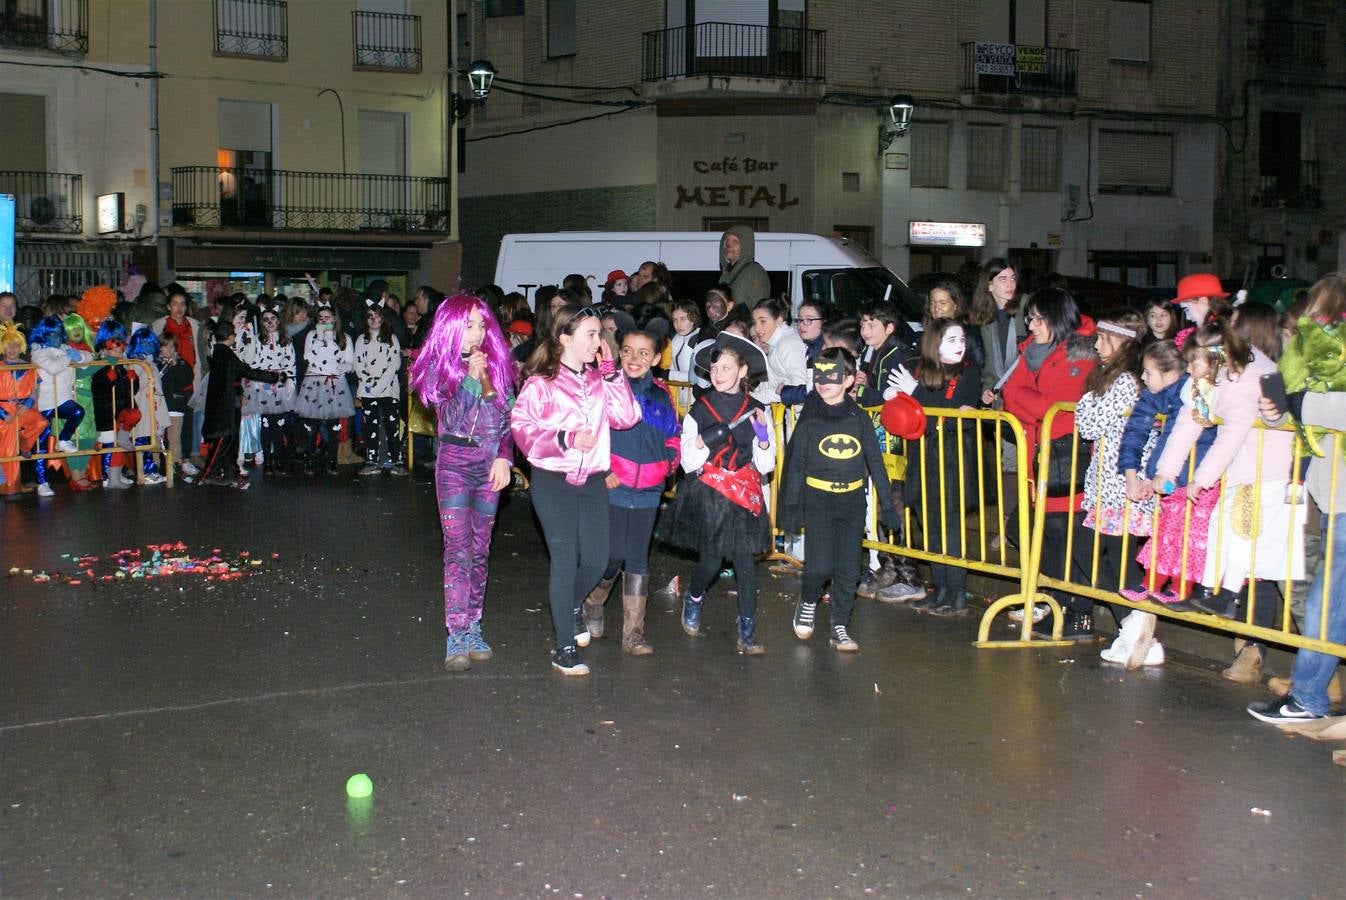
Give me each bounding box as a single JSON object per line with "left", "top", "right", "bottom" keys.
{"left": 169, "top": 243, "right": 425, "bottom": 306}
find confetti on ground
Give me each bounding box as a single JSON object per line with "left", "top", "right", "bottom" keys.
{"left": 5, "top": 543, "right": 279, "bottom": 587}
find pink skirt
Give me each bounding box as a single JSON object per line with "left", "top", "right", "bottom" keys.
{"left": 1134, "top": 485, "right": 1221, "bottom": 580}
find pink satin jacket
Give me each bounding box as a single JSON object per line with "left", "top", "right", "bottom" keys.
{"left": 510, "top": 362, "right": 642, "bottom": 485}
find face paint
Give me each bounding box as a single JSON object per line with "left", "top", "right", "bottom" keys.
{"left": 938, "top": 326, "right": 966, "bottom": 364}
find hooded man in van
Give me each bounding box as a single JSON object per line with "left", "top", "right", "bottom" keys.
{"left": 719, "top": 225, "right": 772, "bottom": 309}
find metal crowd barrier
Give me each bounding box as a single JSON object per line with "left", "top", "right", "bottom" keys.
{"left": 0, "top": 357, "right": 173, "bottom": 489}
{"left": 1007, "top": 401, "right": 1345, "bottom": 659}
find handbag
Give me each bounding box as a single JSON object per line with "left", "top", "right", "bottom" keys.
{"left": 1043, "top": 433, "right": 1089, "bottom": 498}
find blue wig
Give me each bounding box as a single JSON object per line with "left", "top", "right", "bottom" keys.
{"left": 94, "top": 318, "right": 129, "bottom": 351}
{"left": 29, "top": 315, "right": 68, "bottom": 350}
{"left": 127, "top": 325, "right": 160, "bottom": 360}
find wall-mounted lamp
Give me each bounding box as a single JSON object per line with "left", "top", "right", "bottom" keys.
{"left": 878, "top": 94, "right": 916, "bottom": 153}
{"left": 452, "top": 59, "right": 497, "bottom": 119}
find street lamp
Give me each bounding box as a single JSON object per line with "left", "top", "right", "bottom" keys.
{"left": 878, "top": 94, "right": 915, "bottom": 152}
{"left": 449, "top": 58, "right": 496, "bottom": 242}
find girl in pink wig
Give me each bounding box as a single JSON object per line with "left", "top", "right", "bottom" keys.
{"left": 409, "top": 293, "right": 518, "bottom": 672}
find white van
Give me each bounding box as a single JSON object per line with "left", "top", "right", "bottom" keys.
{"left": 493, "top": 231, "right": 923, "bottom": 329}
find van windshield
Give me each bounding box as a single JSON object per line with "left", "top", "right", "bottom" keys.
{"left": 801, "top": 267, "right": 923, "bottom": 323}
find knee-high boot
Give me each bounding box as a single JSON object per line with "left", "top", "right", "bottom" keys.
{"left": 582, "top": 575, "right": 616, "bottom": 639}
{"left": 621, "top": 572, "right": 653, "bottom": 656}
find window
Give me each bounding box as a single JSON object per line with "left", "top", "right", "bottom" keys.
{"left": 1098, "top": 130, "right": 1172, "bottom": 194}
{"left": 841, "top": 172, "right": 860, "bottom": 192}
{"left": 217, "top": 100, "right": 274, "bottom": 227}
{"left": 1108, "top": 0, "right": 1151, "bottom": 62}
{"left": 1089, "top": 251, "right": 1178, "bottom": 288}
{"left": 485, "top": 0, "right": 524, "bottom": 16}
{"left": 0, "top": 93, "right": 46, "bottom": 171}
{"left": 1021, "top": 126, "right": 1059, "bottom": 192}
{"left": 910, "top": 122, "right": 950, "bottom": 188}
{"left": 547, "top": 0, "right": 575, "bottom": 58}
{"left": 966, "top": 123, "right": 1005, "bottom": 192}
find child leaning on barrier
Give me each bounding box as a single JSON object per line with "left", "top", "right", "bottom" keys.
{"left": 30, "top": 315, "right": 94, "bottom": 494}
{"left": 888, "top": 318, "right": 983, "bottom": 617}
{"left": 1119, "top": 335, "right": 1217, "bottom": 610}
{"left": 777, "top": 348, "right": 899, "bottom": 651}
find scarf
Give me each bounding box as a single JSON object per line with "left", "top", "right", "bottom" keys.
{"left": 162, "top": 317, "right": 196, "bottom": 369}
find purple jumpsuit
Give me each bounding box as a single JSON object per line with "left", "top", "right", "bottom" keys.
{"left": 436, "top": 377, "right": 513, "bottom": 635}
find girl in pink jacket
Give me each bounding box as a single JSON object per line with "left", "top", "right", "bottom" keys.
{"left": 510, "top": 304, "right": 642, "bottom": 676}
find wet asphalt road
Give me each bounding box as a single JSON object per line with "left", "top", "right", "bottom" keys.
{"left": 1, "top": 473, "right": 1343, "bottom": 898}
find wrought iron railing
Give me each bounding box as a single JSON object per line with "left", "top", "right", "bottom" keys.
{"left": 1256, "top": 161, "right": 1321, "bottom": 209}
{"left": 0, "top": 171, "right": 83, "bottom": 233}
{"left": 961, "top": 42, "right": 1077, "bottom": 97}
{"left": 642, "top": 22, "right": 825, "bottom": 81}
{"left": 0, "top": 0, "right": 87, "bottom": 53}
{"left": 169, "top": 167, "right": 450, "bottom": 232}
{"left": 214, "top": 0, "right": 287, "bottom": 59}
{"left": 353, "top": 10, "right": 421, "bottom": 71}
{"left": 1258, "top": 19, "right": 1326, "bottom": 69}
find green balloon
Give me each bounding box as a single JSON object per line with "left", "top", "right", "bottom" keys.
{"left": 345, "top": 773, "right": 373, "bottom": 798}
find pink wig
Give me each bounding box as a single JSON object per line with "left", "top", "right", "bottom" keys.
{"left": 410, "top": 293, "right": 517, "bottom": 406}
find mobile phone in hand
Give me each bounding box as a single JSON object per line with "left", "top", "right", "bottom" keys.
{"left": 1260, "top": 371, "right": 1289, "bottom": 413}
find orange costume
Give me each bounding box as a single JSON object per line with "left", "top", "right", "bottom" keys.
{"left": 0, "top": 328, "right": 51, "bottom": 495}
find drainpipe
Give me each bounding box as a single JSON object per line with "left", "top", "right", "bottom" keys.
{"left": 150, "top": 0, "right": 162, "bottom": 274}
{"left": 448, "top": 0, "right": 460, "bottom": 243}
{"left": 998, "top": 115, "right": 1023, "bottom": 259}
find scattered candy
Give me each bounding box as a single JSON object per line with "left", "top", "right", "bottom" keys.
{"left": 7, "top": 544, "right": 280, "bottom": 587}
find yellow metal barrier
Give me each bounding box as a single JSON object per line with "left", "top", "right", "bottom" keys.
{"left": 0, "top": 358, "right": 174, "bottom": 489}
{"left": 1018, "top": 402, "right": 1345, "bottom": 660}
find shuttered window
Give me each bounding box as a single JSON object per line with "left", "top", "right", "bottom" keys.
{"left": 910, "top": 122, "right": 950, "bottom": 188}
{"left": 1109, "top": 0, "right": 1152, "bottom": 62}
{"left": 966, "top": 123, "right": 1005, "bottom": 192}
{"left": 1098, "top": 130, "right": 1172, "bottom": 195}
{"left": 1021, "top": 126, "right": 1059, "bottom": 192}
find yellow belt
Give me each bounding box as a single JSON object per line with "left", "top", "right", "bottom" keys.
{"left": 805, "top": 476, "right": 864, "bottom": 493}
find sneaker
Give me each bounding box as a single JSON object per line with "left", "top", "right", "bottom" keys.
{"left": 681, "top": 593, "right": 703, "bottom": 637}
{"left": 875, "top": 580, "right": 926, "bottom": 604}
{"left": 1036, "top": 610, "right": 1095, "bottom": 641}
{"left": 387, "top": 466, "right": 408, "bottom": 477}
{"left": 911, "top": 589, "right": 941, "bottom": 613}
{"left": 928, "top": 598, "right": 970, "bottom": 618}
{"left": 180, "top": 460, "right": 200, "bottom": 476}
{"left": 735, "top": 615, "right": 765, "bottom": 655}
{"left": 359, "top": 464, "right": 381, "bottom": 476}
{"left": 792, "top": 599, "right": 817, "bottom": 639}
{"left": 1101, "top": 638, "right": 1165, "bottom": 667}
{"left": 57, "top": 439, "right": 78, "bottom": 454}
{"left": 573, "top": 607, "right": 591, "bottom": 648}
{"left": 229, "top": 478, "right": 252, "bottom": 491}
{"left": 551, "top": 645, "right": 589, "bottom": 676}
{"left": 443, "top": 632, "right": 470, "bottom": 672}
{"left": 464, "top": 621, "right": 492, "bottom": 661}
{"left": 36, "top": 482, "right": 55, "bottom": 498}
{"left": 1247, "top": 694, "right": 1323, "bottom": 725}
{"left": 1008, "top": 602, "right": 1050, "bottom": 624}
{"left": 142, "top": 472, "right": 167, "bottom": 485}
{"left": 829, "top": 624, "right": 859, "bottom": 652}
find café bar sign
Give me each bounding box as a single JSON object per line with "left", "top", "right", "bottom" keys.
{"left": 908, "top": 221, "right": 987, "bottom": 247}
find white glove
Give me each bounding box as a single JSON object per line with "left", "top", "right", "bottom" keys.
{"left": 887, "top": 364, "right": 918, "bottom": 397}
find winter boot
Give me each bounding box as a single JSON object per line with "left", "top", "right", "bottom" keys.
{"left": 736, "top": 615, "right": 765, "bottom": 655}
{"left": 1222, "top": 642, "right": 1264, "bottom": 684}
{"left": 681, "top": 592, "right": 704, "bottom": 637}
{"left": 583, "top": 576, "right": 616, "bottom": 639}
{"left": 443, "top": 632, "right": 470, "bottom": 672}
{"left": 856, "top": 556, "right": 899, "bottom": 599}
{"left": 620, "top": 572, "right": 654, "bottom": 656}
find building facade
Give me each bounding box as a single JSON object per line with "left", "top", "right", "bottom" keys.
{"left": 457, "top": 0, "right": 1316, "bottom": 294}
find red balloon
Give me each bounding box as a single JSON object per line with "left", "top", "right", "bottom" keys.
{"left": 880, "top": 393, "right": 926, "bottom": 440}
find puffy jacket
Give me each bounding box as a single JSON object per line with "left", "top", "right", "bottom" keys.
{"left": 1116, "top": 375, "right": 1215, "bottom": 486}
{"left": 32, "top": 345, "right": 91, "bottom": 409}
{"left": 608, "top": 371, "right": 680, "bottom": 508}
{"left": 1002, "top": 318, "right": 1097, "bottom": 512}
{"left": 511, "top": 360, "right": 642, "bottom": 485}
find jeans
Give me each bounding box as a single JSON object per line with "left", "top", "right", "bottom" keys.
{"left": 530, "top": 468, "right": 610, "bottom": 647}
{"left": 1290, "top": 513, "right": 1345, "bottom": 716}
{"left": 603, "top": 504, "right": 660, "bottom": 579}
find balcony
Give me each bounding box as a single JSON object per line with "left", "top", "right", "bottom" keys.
{"left": 642, "top": 23, "right": 825, "bottom": 82}
{"left": 0, "top": 171, "right": 83, "bottom": 234}
{"left": 1257, "top": 19, "right": 1326, "bottom": 70}
{"left": 169, "top": 167, "right": 449, "bottom": 233}
{"left": 353, "top": 10, "right": 421, "bottom": 71}
{"left": 0, "top": 0, "right": 87, "bottom": 54}
{"left": 961, "top": 42, "right": 1077, "bottom": 97}
{"left": 214, "top": 0, "right": 287, "bottom": 60}
{"left": 1255, "top": 161, "right": 1321, "bottom": 210}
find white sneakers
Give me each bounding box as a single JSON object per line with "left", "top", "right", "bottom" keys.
{"left": 57, "top": 440, "right": 78, "bottom": 454}
{"left": 1101, "top": 639, "right": 1165, "bottom": 667}
{"left": 1008, "top": 602, "right": 1050, "bottom": 624}
{"left": 36, "top": 483, "right": 55, "bottom": 498}
{"left": 180, "top": 460, "right": 200, "bottom": 476}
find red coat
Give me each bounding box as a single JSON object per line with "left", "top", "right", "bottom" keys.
{"left": 1002, "top": 319, "right": 1097, "bottom": 513}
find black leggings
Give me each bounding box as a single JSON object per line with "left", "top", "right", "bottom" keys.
{"left": 530, "top": 468, "right": 610, "bottom": 647}
{"left": 689, "top": 551, "right": 758, "bottom": 619}
{"left": 603, "top": 504, "right": 659, "bottom": 579}
{"left": 801, "top": 489, "right": 865, "bottom": 627}
{"left": 260, "top": 412, "right": 290, "bottom": 468}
